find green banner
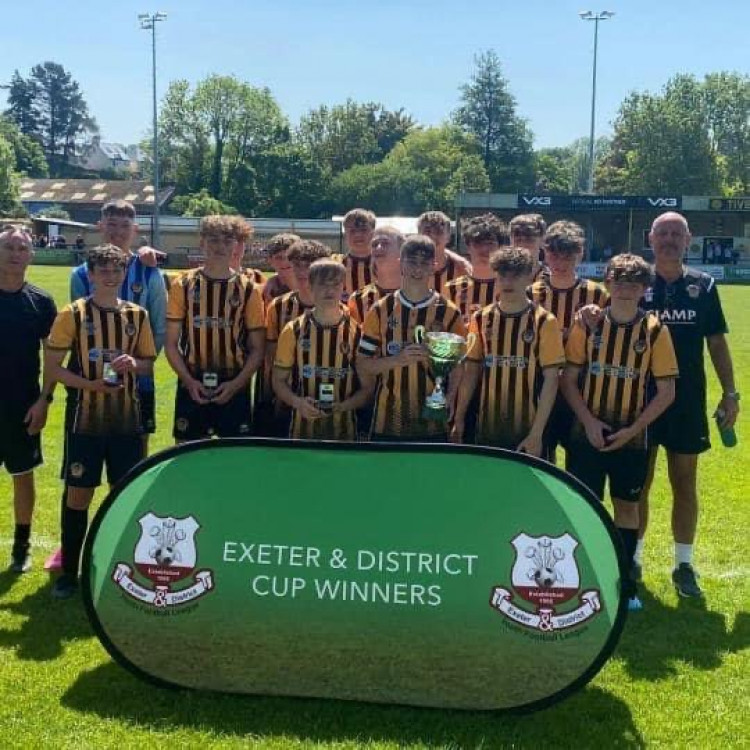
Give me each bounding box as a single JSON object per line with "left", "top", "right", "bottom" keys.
{"left": 83, "top": 441, "right": 627, "bottom": 712}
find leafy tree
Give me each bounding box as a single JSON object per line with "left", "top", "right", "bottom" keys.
{"left": 169, "top": 189, "right": 237, "bottom": 217}
{"left": 0, "top": 135, "right": 21, "bottom": 216}
{"left": 35, "top": 204, "right": 70, "bottom": 220}
{"left": 5, "top": 62, "right": 97, "bottom": 176}
{"left": 296, "top": 100, "right": 415, "bottom": 176}
{"left": 0, "top": 117, "right": 48, "bottom": 177}
{"left": 453, "top": 51, "right": 534, "bottom": 191}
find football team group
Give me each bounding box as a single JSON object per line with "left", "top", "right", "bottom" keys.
{"left": 0, "top": 200, "right": 739, "bottom": 610}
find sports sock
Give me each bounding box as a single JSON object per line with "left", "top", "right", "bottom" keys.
{"left": 633, "top": 538, "right": 645, "bottom": 566}
{"left": 14, "top": 524, "right": 31, "bottom": 546}
{"left": 62, "top": 506, "right": 88, "bottom": 579}
{"left": 675, "top": 543, "right": 693, "bottom": 569}
{"left": 617, "top": 527, "right": 638, "bottom": 599}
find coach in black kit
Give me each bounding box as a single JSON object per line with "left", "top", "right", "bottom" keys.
{"left": 637, "top": 212, "right": 739, "bottom": 598}
{"left": 0, "top": 225, "right": 57, "bottom": 573}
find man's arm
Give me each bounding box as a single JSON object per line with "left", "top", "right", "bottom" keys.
{"left": 560, "top": 365, "right": 611, "bottom": 450}
{"left": 211, "top": 329, "right": 265, "bottom": 405}
{"left": 357, "top": 346, "right": 427, "bottom": 378}
{"left": 707, "top": 333, "right": 739, "bottom": 429}
{"left": 272, "top": 366, "right": 324, "bottom": 420}
{"left": 445, "top": 249, "right": 473, "bottom": 277}
{"left": 450, "top": 361, "right": 482, "bottom": 443}
{"left": 147, "top": 269, "right": 167, "bottom": 354}
{"left": 44, "top": 349, "right": 112, "bottom": 393}
{"left": 334, "top": 372, "right": 376, "bottom": 413}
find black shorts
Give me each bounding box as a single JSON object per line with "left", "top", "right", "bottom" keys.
{"left": 0, "top": 408, "right": 42, "bottom": 475}
{"left": 370, "top": 434, "right": 448, "bottom": 444}
{"left": 173, "top": 384, "right": 252, "bottom": 441}
{"left": 544, "top": 395, "right": 574, "bottom": 452}
{"left": 137, "top": 377, "right": 157, "bottom": 435}
{"left": 566, "top": 441, "right": 648, "bottom": 503}
{"left": 64, "top": 432, "right": 144, "bottom": 488}
{"left": 649, "top": 389, "right": 710, "bottom": 455}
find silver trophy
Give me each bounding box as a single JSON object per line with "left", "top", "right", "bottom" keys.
{"left": 414, "top": 326, "right": 476, "bottom": 421}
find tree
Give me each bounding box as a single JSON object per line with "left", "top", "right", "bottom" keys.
{"left": 296, "top": 100, "right": 415, "bottom": 176}
{"left": 6, "top": 62, "right": 97, "bottom": 176}
{"left": 169, "top": 189, "right": 237, "bottom": 217}
{"left": 331, "top": 126, "right": 490, "bottom": 214}
{"left": 35, "top": 205, "right": 71, "bottom": 220}
{"left": 0, "top": 117, "right": 48, "bottom": 177}
{"left": 155, "top": 75, "right": 289, "bottom": 213}
{"left": 0, "top": 135, "right": 21, "bottom": 216}
{"left": 596, "top": 73, "right": 746, "bottom": 195}
{"left": 453, "top": 51, "right": 534, "bottom": 192}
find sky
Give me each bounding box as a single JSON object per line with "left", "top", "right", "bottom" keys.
{"left": 2, "top": 0, "right": 748, "bottom": 150}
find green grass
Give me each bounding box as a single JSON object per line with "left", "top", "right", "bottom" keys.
{"left": 0, "top": 266, "right": 748, "bottom": 748}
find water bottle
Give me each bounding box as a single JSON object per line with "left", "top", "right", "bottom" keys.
{"left": 714, "top": 409, "right": 737, "bottom": 448}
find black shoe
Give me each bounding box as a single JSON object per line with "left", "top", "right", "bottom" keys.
{"left": 10, "top": 544, "right": 31, "bottom": 574}
{"left": 672, "top": 563, "right": 703, "bottom": 598}
{"left": 51, "top": 575, "right": 78, "bottom": 600}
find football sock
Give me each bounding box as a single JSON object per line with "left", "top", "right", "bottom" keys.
{"left": 617, "top": 527, "right": 638, "bottom": 599}
{"left": 675, "top": 543, "right": 693, "bottom": 569}
{"left": 62, "top": 507, "right": 88, "bottom": 579}
{"left": 14, "top": 524, "right": 31, "bottom": 547}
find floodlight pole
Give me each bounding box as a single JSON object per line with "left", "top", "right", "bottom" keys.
{"left": 580, "top": 11, "right": 614, "bottom": 195}
{"left": 139, "top": 12, "right": 167, "bottom": 248}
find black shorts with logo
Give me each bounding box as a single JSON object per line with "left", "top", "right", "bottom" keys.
{"left": 64, "top": 432, "right": 144, "bottom": 488}
{"left": 0, "top": 405, "right": 42, "bottom": 475}
{"left": 137, "top": 376, "right": 157, "bottom": 435}
{"left": 173, "top": 384, "right": 252, "bottom": 441}
{"left": 566, "top": 440, "right": 648, "bottom": 503}
{"left": 649, "top": 388, "right": 710, "bottom": 455}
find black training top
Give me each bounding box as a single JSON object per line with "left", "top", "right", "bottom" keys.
{"left": 642, "top": 267, "right": 727, "bottom": 400}
{"left": 0, "top": 282, "right": 57, "bottom": 407}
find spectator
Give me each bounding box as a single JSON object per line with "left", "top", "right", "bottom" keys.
{"left": 74, "top": 234, "right": 85, "bottom": 251}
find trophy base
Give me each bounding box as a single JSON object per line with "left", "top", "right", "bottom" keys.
{"left": 422, "top": 404, "right": 448, "bottom": 423}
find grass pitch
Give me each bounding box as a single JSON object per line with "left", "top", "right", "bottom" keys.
{"left": 0, "top": 266, "right": 747, "bottom": 748}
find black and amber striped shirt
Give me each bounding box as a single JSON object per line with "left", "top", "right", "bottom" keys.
{"left": 530, "top": 277, "right": 608, "bottom": 341}
{"left": 275, "top": 312, "right": 362, "bottom": 440}
{"left": 566, "top": 310, "right": 678, "bottom": 446}
{"left": 467, "top": 302, "right": 565, "bottom": 449}
{"left": 347, "top": 284, "right": 395, "bottom": 325}
{"left": 444, "top": 275, "right": 497, "bottom": 326}
{"left": 166, "top": 268, "right": 264, "bottom": 378}
{"left": 47, "top": 298, "right": 156, "bottom": 435}
{"left": 359, "top": 291, "right": 465, "bottom": 439}
{"left": 342, "top": 254, "right": 373, "bottom": 294}
{"left": 434, "top": 254, "right": 467, "bottom": 294}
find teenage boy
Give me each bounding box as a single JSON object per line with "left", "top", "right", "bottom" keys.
{"left": 358, "top": 235, "right": 465, "bottom": 441}
{"left": 530, "top": 220, "right": 608, "bottom": 456}
{"left": 561, "top": 254, "right": 678, "bottom": 611}
{"left": 0, "top": 225, "right": 57, "bottom": 573}
{"left": 341, "top": 208, "right": 376, "bottom": 293}
{"left": 45, "top": 244, "right": 157, "bottom": 598}
{"left": 417, "top": 211, "right": 472, "bottom": 293}
{"left": 451, "top": 247, "right": 564, "bottom": 457}
{"left": 348, "top": 226, "right": 404, "bottom": 324}
{"left": 274, "top": 260, "right": 374, "bottom": 440}
{"left": 263, "top": 233, "right": 300, "bottom": 304}
{"left": 165, "top": 215, "right": 265, "bottom": 442}
{"left": 228, "top": 215, "right": 266, "bottom": 286}
{"left": 510, "top": 213, "right": 548, "bottom": 281}
{"left": 445, "top": 214, "right": 509, "bottom": 325}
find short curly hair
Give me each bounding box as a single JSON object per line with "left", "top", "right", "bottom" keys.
{"left": 489, "top": 246, "right": 534, "bottom": 277}
{"left": 287, "top": 239, "right": 333, "bottom": 264}
{"left": 343, "top": 208, "right": 376, "bottom": 230}
{"left": 462, "top": 213, "right": 510, "bottom": 246}
{"left": 309, "top": 259, "right": 346, "bottom": 287}
{"left": 544, "top": 220, "right": 585, "bottom": 256}
{"left": 199, "top": 215, "right": 235, "bottom": 238}
{"left": 510, "top": 213, "right": 547, "bottom": 238}
{"left": 605, "top": 254, "right": 653, "bottom": 286}
{"left": 226, "top": 215, "right": 254, "bottom": 242}
{"left": 86, "top": 243, "right": 128, "bottom": 271}
{"left": 266, "top": 233, "right": 301, "bottom": 257}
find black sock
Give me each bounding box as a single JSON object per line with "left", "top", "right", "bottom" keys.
{"left": 62, "top": 506, "right": 88, "bottom": 579}
{"left": 13, "top": 524, "right": 31, "bottom": 551}
{"left": 618, "top": 527, "right": 638, "bottom": 599}
{"left": 59, "top": 487, "right": 67, "bottom": 529}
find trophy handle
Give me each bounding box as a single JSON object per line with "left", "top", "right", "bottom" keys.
{"left": 459, "top": 332, "right": 477, "bottom": 363}
{"left": 414, "top": 325, "right": 425, "bottom": 345}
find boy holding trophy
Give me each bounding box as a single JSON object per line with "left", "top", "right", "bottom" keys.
{"left": 357, "top": 235, "right": 466, "bottom": 441}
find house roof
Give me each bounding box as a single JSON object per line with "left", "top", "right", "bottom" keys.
{"left": 99, "top": 142, "right": 131, "bottom": 161}
{"left": 19, "top": 179, "right": 173, "bottom": 207}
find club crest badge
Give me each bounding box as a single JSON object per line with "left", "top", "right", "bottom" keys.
{"left": 131, "top": 282, "right": 143, "bottom": 295}
{"left": 633, "top": 339, "right": 647, "bottom": 354}
{"left": 522, "top": 329, "right": 535, "bottom": 344}
{"left": 643, "top": 288, "right": 654, "bottom": 303}
{"left": 125, "top": 323, "right": 137, "bottom": 337}
{"left": 489, "top": 533, "right": 601, "bottom": 632}
{"left": 686, "top": 284, "right": 700, "bottom": 299}
{"left": 112, "top": 513, "right": 214, "bottom": 609}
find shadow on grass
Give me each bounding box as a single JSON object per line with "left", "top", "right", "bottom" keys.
{"left": 617, "top": 586, "right": 750, "bottom": 680}
{"left": 0, "top": 573, "right": 93, "bottom": 661}
{"left": 62, "top": 661, "right": 645, "bottom": 747}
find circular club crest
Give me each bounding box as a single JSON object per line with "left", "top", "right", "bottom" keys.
{"left": 69, "top": 462, "right": 85, "bottom": 479}
{"left": 340, "top": 341, "right": 351, "bottom": 356}
{"left": 633, "top": 339, "right": 647, "bottom": 354}
{"left": 175, "top": 418, "right": 189, "bottom": 433}
{"left": 300, "top": 339, "right": 311, "bottom": 351}
{"left": 125, "top": 324, "right": 137, "bottom": 337}
{"left": 229, "top": 294, "right": 241, "bottom": 308}
{"left": 131, "top": 283, "right": 143, "bottom": 295}
{"left": 686, "top": 284, "right": 700, "bottom": 299}
{"left": 522, "top": 329, "right": 535, "bottom": 344}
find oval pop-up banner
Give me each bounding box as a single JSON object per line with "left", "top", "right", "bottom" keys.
{"left": 83, "top": 440, "right": 627, "bottom": 712}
